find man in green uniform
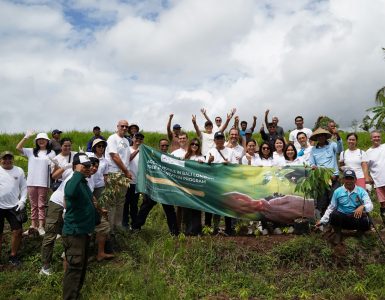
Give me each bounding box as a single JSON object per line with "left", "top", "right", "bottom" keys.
{"left": 63, "top": 153, "right": 95, "bottom": 300}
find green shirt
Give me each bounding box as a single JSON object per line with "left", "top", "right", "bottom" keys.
{"left": 63, "top": 171, "right": 95, "bottom": 235}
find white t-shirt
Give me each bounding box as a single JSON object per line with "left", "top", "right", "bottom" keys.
{"left": 289, "top": 128, "right": 313, "bottom": 150}
{"left": 255, "top": 157, "right": 276, "bottom": 167}
{"left": 205, "top": 147, "right": 238, "bottom": 164}
{"left": 23, "top": 148, "right": 56, "bottom": 187}
{"left": 339, "top": 149, "right": 368, "bottom": 179}
{"left": 225, "top": 144, "right": 245, "bottom": 163}
{"left": 297, "top": 146, "right": 313, "bottom": 163}
{"left": 87, "top": 153, "right": 109, "bottom": 188}
{"left": 285, "top": 157, "right": 304, "bottom": 166}
{"left": 366, "top": 144, "right": 385, "bottom": 187}
{"left": 273, "top": 152, "right": 286, "bottom": 166}
{"left": 241, "top": 154, "right": 260, "bottom": 166}
{"left": 0, "top": 166, "right": 27, "bottom": 209}
{"left": 50, "top": 172, "right": 73, "bottom": 207}
{"left": 105, "top": 134, "right": 131, "bottom": 173}
{"left": 51, "top": 152, "right": 75, "bottom": 172}
{"left": 0, "top": 167, "right": 19, "bottom": 209}
{"left": 201, "top": 132, "right": 215, "bottom": 156}
{"left": 188, "top": 155, "right": 205, "bottom": 162}
{"left": 129, "top": 147, "right": 140, "bottom": 185}
{"left": 171, "top": 148, "right": 187, "bottom": 159}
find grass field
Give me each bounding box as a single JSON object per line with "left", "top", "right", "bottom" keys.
{"left": 1, "top": 131, "right": 385, "bottom": 300}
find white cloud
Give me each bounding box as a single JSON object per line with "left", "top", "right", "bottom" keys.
{"left": 0, "top": 0, "right": 384, "bottom": 136}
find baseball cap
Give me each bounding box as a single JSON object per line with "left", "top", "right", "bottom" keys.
{"left": 52, "top": 129, "right": 62, "bottom": 135}
{"left": 173, "top": 124, "right": 181, "bottom": 130}
{"left": 343, "top": 169, "right": 356, "bottom": 179}
{"left": 0, "top": 151, "right": 14, "bottom": 159}
{"left": 72, "top": 153, "right": 91, "bottom": 167}
{"left": 129, "top": 123, "right": 139, "bottom": 130}
{"left": 134, "top": 132, "right": 145, "bottom": 139}
{"left": 214, "top": 131, "right": 225, "bottom": 139}
{"left": 245, "top": 129, "right": 252, "bottom": 134}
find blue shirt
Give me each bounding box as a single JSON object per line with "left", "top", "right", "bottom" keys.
{"left": 320, "top": 185, "right": 373, "bottom": 224}
{"left": 309, "top": 140, "right": 343, "bottom": 175}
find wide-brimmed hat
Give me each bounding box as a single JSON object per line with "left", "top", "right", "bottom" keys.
{"left": 309, "top": 128, "right": 332, "bottom": 141}
{"left": 0, "top": 151, "right": 14, "bottom": 159}
{"left": 35, "top": 132, "right": 50, "bottom": 141}
{"left": 92, "top": 138, "right": 107, "bottom": 149}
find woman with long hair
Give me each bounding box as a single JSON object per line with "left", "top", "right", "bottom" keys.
{"left": 284, "top": 143, "right": 303, "bottom": 166}
{"left": 339, "top": 133, "right": 369, "bottom": 188}
{"left": 183, "top": 138, "right": 204, "bottom": 235}
{"left": 273, "top": 137, "right": 286, "bottom": 166}
{"left": 241, "top": 139, "right": 259, "bottom": 166}
{"left": 16, "top": 131, "right": 55, "bottom": 235}
{"left": 256, "top": 142, "right": 274, "bottom": 167}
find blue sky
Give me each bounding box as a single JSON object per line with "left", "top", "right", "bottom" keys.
{"left": 0, "top": 0, "right": 384, "bottom": 133}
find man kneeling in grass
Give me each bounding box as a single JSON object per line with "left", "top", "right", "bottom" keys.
{"left": 317, "top": 169, "right": 373, "bottom": 245}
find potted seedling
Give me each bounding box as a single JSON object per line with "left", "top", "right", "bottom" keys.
{"left": 294, "top": 166, "right": 334, "bottom": 235}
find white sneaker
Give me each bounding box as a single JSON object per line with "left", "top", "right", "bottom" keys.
{"left": 273, "top": 228, "right": 282, "bottom": 235}
{"left": 39, "top": 267, "right": 52, "bottom": 276}
{"left": 287, "top": 226, "right": 295, "bottom": 234}
{"left": 56, "top": 234, "right": 61, "bottom": 240}
{"left": 38, "top": 227, "right": 45, "bottom": 236}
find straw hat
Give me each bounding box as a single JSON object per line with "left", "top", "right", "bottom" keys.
{"left": 309, "top": 128, "right": 332, "bottom": 141}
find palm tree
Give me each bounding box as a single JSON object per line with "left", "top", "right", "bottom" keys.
{"left": 368, "top": 49, "right": 385, "bottom": 129}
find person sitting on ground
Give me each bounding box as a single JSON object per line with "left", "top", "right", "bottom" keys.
{"left": 264, "top": 109, "right": 284, "bottom": 136}
{"left": 86, "top": 126, "right": 105, "bottom": 152}
{"left": 0, "top": 152, "right": 27, "bottom": 266}
{"left": 50, "top": 129, "right": 63, "bottom": 155}
{"left": 317, "top": 169, "right": 373, "bottom": 245}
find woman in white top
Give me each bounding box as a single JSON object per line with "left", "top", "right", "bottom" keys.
{"left": 89, "top": 138, "right": 109, "bottom": 198}
{"left": 273, "top": 137, "right": 286, "bottom": 166}
{"left": 256, "top": 142, "right": 275, "bottom": 167}
{"left": 183, "top": 138, "right": 204, "bottom": 235}
{"left": 284, "top": 143, "right": 304, "bottom": 166}
{"left": 16, "top": 131, "right": 55, "bottom": 233}
{"left": 339, "top": 133, "right": 369, "bottom": 188}
{"left": 241, "top": 139, "right": 259, "bottom": 166}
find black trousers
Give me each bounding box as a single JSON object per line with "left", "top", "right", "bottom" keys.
{"left": 316, "top": 177, "right": 341, "bottom": 215}
{"left": 330, "top": 211, "right": 371, "bottom": 231}
{"left": 183, "top": 208, "right": 202, "bottom": 235}
{"left": 133, "top": 195, "right": 179, "bottom": 235}
{"left": 122, "top": 184, "right": 139, "bottom": 227}
{"left": 204, "top": 212, "right": 233, "bottom": 233}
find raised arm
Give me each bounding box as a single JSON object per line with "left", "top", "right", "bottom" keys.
{"left": 192, "top": 115, "right": 202, "bottom": 138}
{"left": 200, "top": 108, "right": 212, "bottom": 123}
{"left": 233, "top": 116, "right": 239, "bottom": 130}
{"left": 264, "top": 109, "right": 270, "bottom": 127}
{"left": 219, "top": 112, "right": 234, "bottom": 132}
{"left": 250, "top": 115, "right": 257, "bottom": 132}
{"left": 16, "top": 129, "right": 35, "bottom": 154}
{"left": 167, "top": 114, "right": 174, "bottom": 141}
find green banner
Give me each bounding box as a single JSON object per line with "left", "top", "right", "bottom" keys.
{"left": 137, "top": 145, "right": 314, "bottom": 224}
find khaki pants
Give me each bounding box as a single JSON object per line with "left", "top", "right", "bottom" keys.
{"left": 62, "top": 235, "right": 90, "bottom": 300}
{"left": 107, "top": 173, "right": 127, "bottom": 231}
{"left": 41, "top": 201, "right": 63, "bottom": 265}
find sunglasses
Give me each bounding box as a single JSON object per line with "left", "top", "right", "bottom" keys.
{"left": 96, "top": 144, "right": 105, "bottom": 148}
{"left": 190, "top": 143, "right": 200, "bottom": 147}
{"left": 120, "top": 125, "right": 129, "bottom": 128}
{"left": 160, "top": 144, "right": 169, "bottom": 147}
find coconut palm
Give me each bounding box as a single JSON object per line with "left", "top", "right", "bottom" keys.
{"left": 368, "top": 86, "right": 385, "bottom": 129}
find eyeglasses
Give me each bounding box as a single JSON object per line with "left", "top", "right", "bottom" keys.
{"left": 190, "top": 143, "right": 200, "bottom": 147}
{"left": 215, "top": 119, "right": 221, "bottom": 122}
{"left": 119, "top": 125, "right": 129, "bottom": 128}
{"left": 96, "top": 144, "right": 105, "bottom": 148}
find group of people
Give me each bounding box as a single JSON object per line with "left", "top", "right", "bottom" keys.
{"left": 0, "top": 108, "right": 384, "bottom": 299}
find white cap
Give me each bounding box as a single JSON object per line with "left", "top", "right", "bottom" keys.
{"left": 34, "top": 133, "right": 50, "bottom": 141}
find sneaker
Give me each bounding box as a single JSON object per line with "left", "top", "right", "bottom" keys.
{"left": 56, "top": 234, "right": 61, "bottom": 240}
{"left": 38, "top": 227, "right": 45, "bottom": 236}
{"left": 287, "top": 226, "right": 295, "bottom": 234}
{"left": 39, "top": 267, "right": 53, "bottom": 276}
{"left": 273, "top": 228, "right": 282, "bottom": 235}
{"left": 9, "top": 256, "right": 21, "bottom": 266}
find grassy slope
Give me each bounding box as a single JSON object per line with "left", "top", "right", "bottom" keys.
{"left": 1, "top": 131, "right": 385, "bottom": 300}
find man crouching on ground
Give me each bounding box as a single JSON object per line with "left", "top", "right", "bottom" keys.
{"left": 317, "top": 169, "right": 373, "bottom": 244}
{"left": 62, "top": 153, "right": 95, "bottom": 300}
